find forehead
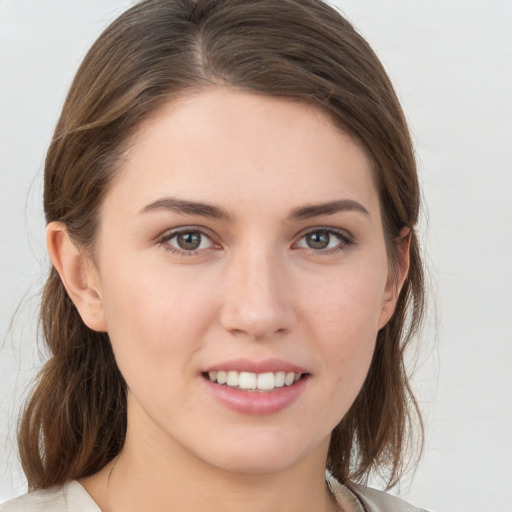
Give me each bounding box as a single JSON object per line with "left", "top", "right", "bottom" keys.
{"left": 107, "top": 87, "right": 379, "bottom": 219}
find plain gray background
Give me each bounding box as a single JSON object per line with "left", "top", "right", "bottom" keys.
{"left": 1, "top": 1, "right": 511, "bottom": 511}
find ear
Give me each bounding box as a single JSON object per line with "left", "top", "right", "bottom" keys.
{"left": 46, "top": 222, "right": 107, "bottom": 332}
{"left": 378, "top": 227, "right": 411, "bottom": 329}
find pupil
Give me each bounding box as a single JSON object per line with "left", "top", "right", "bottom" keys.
{"left": 177, "top": 232, "right": 201, "bottom": 250}
{"left": 307, "top": 231, "right": 330, "bottom": 249}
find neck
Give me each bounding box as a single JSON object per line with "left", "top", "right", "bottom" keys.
{"left": 82, "top": 424, "right": 337, "bottom": 512}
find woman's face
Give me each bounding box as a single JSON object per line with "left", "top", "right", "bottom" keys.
{"left": 86, "top": 88, "right": 401, "bottom": 474}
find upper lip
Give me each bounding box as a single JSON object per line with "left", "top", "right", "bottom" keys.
{"left": 203, "top": 358, "right": 308, "bottom": 375}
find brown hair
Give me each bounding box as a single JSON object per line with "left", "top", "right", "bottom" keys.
{"left": 19, "top": 0, "right": 425, "bottom": 490}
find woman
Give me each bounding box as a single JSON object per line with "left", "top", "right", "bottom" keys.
{"left": 2, "top": 0, "right": 428, "bottom": 511}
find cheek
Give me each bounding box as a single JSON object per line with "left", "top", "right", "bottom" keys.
{"left": 305, "top": 259, "right": 388, "bottom": 335}
{"left": 98, "top": 264, "right": 219, "bottom": 377}
{"left": 302, "top": 261, "right": 387, "bottom": 380}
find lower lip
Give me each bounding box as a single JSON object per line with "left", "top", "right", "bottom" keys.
{"left": 203, "top": 376, "right": 308, "bottom": 416}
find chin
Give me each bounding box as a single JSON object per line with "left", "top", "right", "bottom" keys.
{"left": 195, "top": 429, "right": 327, "bottom": 476}
{"left": 212, "top": 450, "right": 302, "bottom": 475}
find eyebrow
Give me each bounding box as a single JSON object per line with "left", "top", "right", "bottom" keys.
{"left": 140, "top": 197, "right": 231, "bottom": 219}
{"left": 140, "top": 197, "right": 369, "bottom": 220}
{"left": 289, "top": 199, "right": 369, "bottom": 220}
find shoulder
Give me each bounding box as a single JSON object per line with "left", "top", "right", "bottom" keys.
{"left": 0, "top": 481, "right": 100, "bottom": 512}
{"left": 352, "top": 483, "right": 430, "bottom": 512}
{"left": 327, "top": 475, "right": 429, "bottom": 512}
{"left": 0, "top": 485, "right": 67, "bottom": 512}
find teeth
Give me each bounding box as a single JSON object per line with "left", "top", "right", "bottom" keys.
{"left": 206, "top": 370, "right": 304, "bottom": 391}
{"left": 226, "top": 371, "right": 239, "bottom": 387}
{"left": 274, "top": 371, "right": 285, "bottom": 387}
{"left": 239, "top": 372, "right": 257, "bottom": 390}
{"left": 257, "top": 372, "right": 274, "bottom": 390}
{"left": 284, "top": 372, "right": 295, "bottom": 386}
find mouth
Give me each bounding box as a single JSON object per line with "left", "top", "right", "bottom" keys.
{"left": 203, "top": 370, "right": 308, "bottom": 392}
{"left": 202, "top": 361, "right": 309, "bottom": 415}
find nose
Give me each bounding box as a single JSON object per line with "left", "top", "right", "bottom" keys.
{"left": 220, "top": 246, "right": 297, "bottom": 340}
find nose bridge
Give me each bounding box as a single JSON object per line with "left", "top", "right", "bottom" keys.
{"left": 220, "top": 239, "right": 295, "bottom": 339}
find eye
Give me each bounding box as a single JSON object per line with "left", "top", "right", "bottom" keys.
{"left": 295, "top": 228, "right": 352, "bottom": 252}
{"left": 159, "top": 228, "right": 215, "bottom": 254}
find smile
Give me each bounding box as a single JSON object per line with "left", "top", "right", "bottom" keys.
{"left": 206, "top": 371, "right": 304, "bottom": 391}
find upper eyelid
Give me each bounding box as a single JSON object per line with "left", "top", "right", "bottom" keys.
{"left": 157, "top": 225, "right": 217, "bottom": 241}
{"left": 294, "top": 226, "right": 353, "bottom": 241}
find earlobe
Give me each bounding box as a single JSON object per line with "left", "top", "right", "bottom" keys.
{"left": 46, "top": 222, "right": 107, "bottom": 332}
{"left": 378, "top": 227, "right": 411, "bottom": 329}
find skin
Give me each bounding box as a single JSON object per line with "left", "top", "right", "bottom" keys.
{"left": 47, "top": 88, "right": 409, "bottom": 512}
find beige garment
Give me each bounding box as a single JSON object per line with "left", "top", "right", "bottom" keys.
{"left": 0, "top": 481, "right": 99, "bottom": 512}
{"left": 1, "top": 478, "right": 428, "bottom": 512}
{"left": 328, "top": 477, "right": 430, "bottom": 512}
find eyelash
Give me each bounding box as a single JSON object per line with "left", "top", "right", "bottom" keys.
{"left": 157, "top": 228, "right": 217, "bottom": 256}
{"left": 157, "top": 226, "right": 354, "bottom": 257}
{"left": 294, "top": 227, "right": 354, "bottom": 255}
